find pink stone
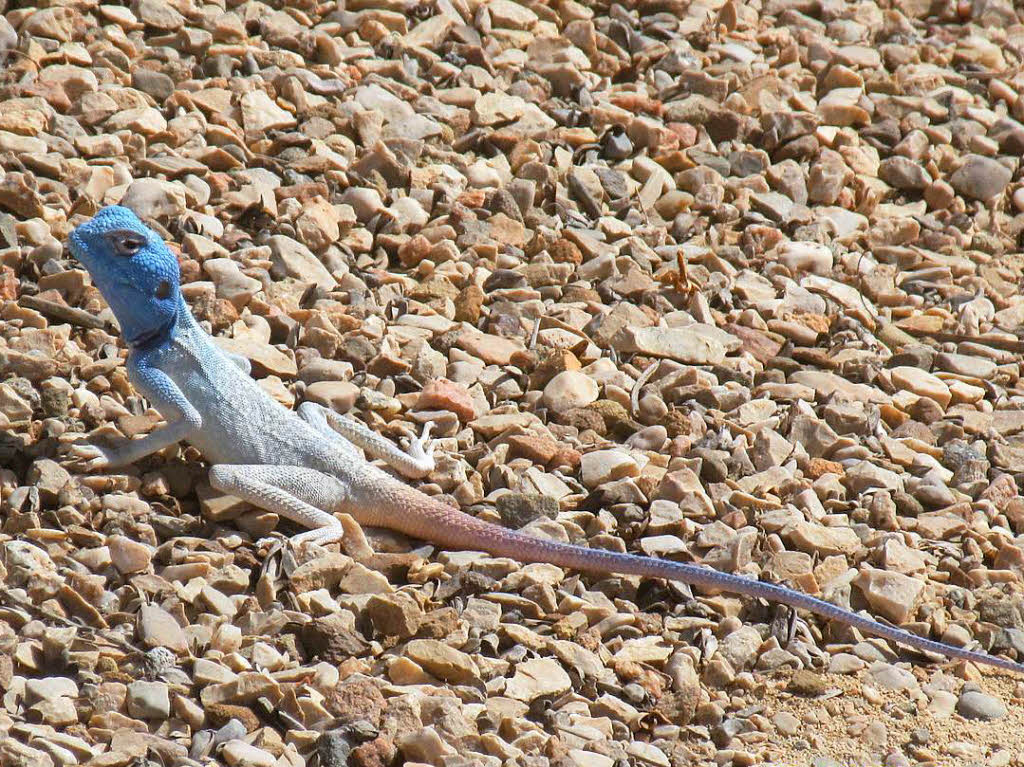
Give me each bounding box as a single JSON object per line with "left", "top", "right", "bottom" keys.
{"left": 417, "top": 378, "right": 476, "bottom": 420}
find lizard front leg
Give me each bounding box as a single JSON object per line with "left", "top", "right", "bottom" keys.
{"left": 208, "top": 464, "right": 348, "bottom": 546}
{"left": 70, "top": 362, "right": 202, "bottom": 470}
{"left": 297, "top": 401, "right": 435, "bottom": 478}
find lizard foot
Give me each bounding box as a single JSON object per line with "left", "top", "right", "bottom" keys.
{"left": 399, "top": 420, "right": 436, "bottom": 476}
{"left": 256, "top": 534, "right": 320, "bottom": 561}
{"left": 256, "top": 535, "right": 289, "bottom": 582}
{"left": 257, "top": 533, "right": 333, "bottom": 583}
{"left": 64, "top": 442, "right": 118, "bottom": 472}
{"left": 256, "top": 535, "right": 286, "bottom": 557}
{"left": 258, "top": 536, "right": 294, "bottom": 577}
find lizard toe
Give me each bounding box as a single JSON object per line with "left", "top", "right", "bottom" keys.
{"left": 64, "top": 443, "right": 114, "bottom": 472}
{"left": 402, "top": 422, "right": 436, "bottom": 475}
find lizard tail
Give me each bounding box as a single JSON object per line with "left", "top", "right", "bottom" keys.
{"left": 375, "top": 484, "right": 1024, "bottom": 674}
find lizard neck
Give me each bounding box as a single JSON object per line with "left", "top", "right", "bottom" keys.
{"left": 126, "top": 295, "right": 187, "bottom": 352}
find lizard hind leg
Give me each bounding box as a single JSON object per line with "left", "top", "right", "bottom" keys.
{"left": 207, "top": 464, "right": 348, "bottom": 547}
{"left": 297, "top": 401, "right": 435, "bottom": 478}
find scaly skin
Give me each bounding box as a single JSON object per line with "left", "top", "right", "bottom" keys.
{"left": 67, "top": 205, "right": 1024, "bottom": 675}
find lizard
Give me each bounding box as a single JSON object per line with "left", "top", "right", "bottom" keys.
{"left": 65, "top": 204, "right": 1024, "bottom": 675}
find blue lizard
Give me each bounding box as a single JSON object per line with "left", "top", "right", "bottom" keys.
{"left": 67, "top": 204, "right": 1024, "bottom": 674}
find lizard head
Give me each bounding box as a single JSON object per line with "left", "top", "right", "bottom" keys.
{"left": 69, "top": 205, "right": 183, "bottom": 350}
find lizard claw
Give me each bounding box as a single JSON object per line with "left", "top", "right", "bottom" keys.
{"left": 257, "top": 534, "right": 316, "bottom": 560}
{"left": 400, "top": 421, "right": 435, "bottom": 476}
{"left": 65, "top": 442, "right": 117, "bottom": 472}
{"left": 256, "top": 535, "right": 286, "bottom": 582}
{"left": 256, "top": 535, "right": 285, "bottom": 555}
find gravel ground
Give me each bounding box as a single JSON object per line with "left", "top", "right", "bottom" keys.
{"left": 2, "top": 0, "right": 1024, "bottom": 765}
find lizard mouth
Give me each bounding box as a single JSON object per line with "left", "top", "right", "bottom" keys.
{"left": 68, "top": 230, "right": 86, "bottom": 262}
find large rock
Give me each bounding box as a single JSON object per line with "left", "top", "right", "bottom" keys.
{"left": 949, "top": 154, "right": 1012, "bottom": 201}
{"left": 855, "top": 567, "right": 926, "bottom": 623}
{"left": 240, "top": 89, "right": 297, "bottom": 136}
{"left": 404, "top": 639, "right": 479, "bottom": 685}
{"left": 120, "top": 178, "right": 187, "bottom": 220}
{"left": 542, "top": 370, "right": 599, "bottom": 414}
{"left": 266, "top": 235, "right": 336, "bottom": 291}
{"left": 504, "top": 658, "right": 571, "bottom": 702}
{"left": 612, "top": 325, "right": 741, "bottom": 365}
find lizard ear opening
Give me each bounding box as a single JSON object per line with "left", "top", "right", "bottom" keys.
{"left": 155, "top": 280, "right": 171, "bottom": 299}
{"left": 106, "top": 230, "right": 147, "bottom": 258}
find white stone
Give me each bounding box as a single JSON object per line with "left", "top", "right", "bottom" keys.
{"left": 107, "top": 534, "right": 153, "bottom": 574}
{"left": 855, "top": 566, "right": 926, "bottom": 624}
{"left": 339, "top": 186, "right": 384, "bottom": 222}
{"left": 612, "top": 324, "right": 740, "bottom": 365}
{"left": 505, "top": 658, "right": 571, "bottom": 701}
{"left": 579, "top": 449, "right": 639, "bottom": 489}
{"left": 541, "top": 370, "right": 599, "bottom": 414}
{"left": 221, "top": 740, "right": 276, "bottom": 767}
{"left": 240, "top": 89, "right": 297, "bottom": 134}
{"left": 890, "top": 366, "right": 951, "bottom": 409}
{"left": 775, "top": 241, "right": 834, "bottom": 275}
{"left": 126, "top": 680, "right": 170, "bottom": 719}
{"left": 25, "top": 677, "right": 78, "bottom": 702}
{"left": 120, "top": 178, "right": 186, "bottom": 219}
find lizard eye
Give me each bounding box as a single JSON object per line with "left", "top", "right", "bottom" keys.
{"left": 107, "top": 230, "right": 147, "bottom": 258}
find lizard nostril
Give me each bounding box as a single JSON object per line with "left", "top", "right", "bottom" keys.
{"left": 155, "top": 280, "right": 171, "bottom": 299}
